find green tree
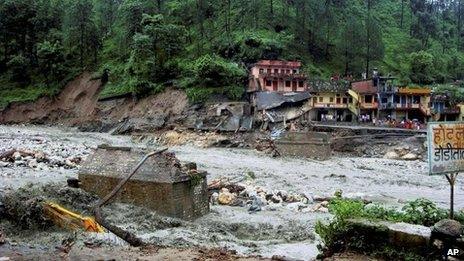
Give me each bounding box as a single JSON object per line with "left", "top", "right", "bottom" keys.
{"left": 63, "top": 0, "right": 100, "bottom": 67}
{"left": 409, "top": 50, "right": 435, "bottom": 84}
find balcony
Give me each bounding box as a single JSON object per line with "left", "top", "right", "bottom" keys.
{"left": 433, "top": 107, "right": 461, "bottom": 114}
{"left": 396, "top": 103, "right": 420, "bottom": 109}
{"left": 314, "top": 103, "right": 348, "bottom": 109}
{"left": 259, "top": 72, "right": 307, "bottom": 79}
{"left": 360, "top": 102, "right": 378, "bottom": 109}
{"left": 379, "top": 102, "right": 396, "bottom": 110}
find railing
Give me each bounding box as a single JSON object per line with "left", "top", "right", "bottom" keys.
{"left": 379, "top": 102, "right": 396, "bottom": 110}
{"left": 360, "top": 102, "right": 378, "bottom": 109}
{"left": 379, "top": 86, "right": 398, "bottom": 93}
{"left": 396, "top": 103, "right": 420, "bottom": 109}
{"left": 432, "top": 107, "right": 461, "bottom": 114}
{"left": 259, "top": 72, "right": 307, "bottom": 79}
{"left": 313, "top": 103, "right": 348, "bottom": 109}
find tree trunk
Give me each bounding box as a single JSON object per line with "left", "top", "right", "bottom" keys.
{"left": 400, "top": 0, "right": 405, "bottom": 28}
{"left": 365, "top": 0, "right": 371, "bottom": 77}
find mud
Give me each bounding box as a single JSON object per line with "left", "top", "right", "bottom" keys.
{"left": 0, "top": 125, "right": 463, "bottom": 260}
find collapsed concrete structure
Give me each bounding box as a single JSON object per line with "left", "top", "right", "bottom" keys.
{"left": 187, "top": 102, "right": 253, "bottom": 132}
{"left": 274, "top": 131, "right": 332, "bottom": 160}
{"left": 78, "top": 146, "right": 209, "bottom": 220}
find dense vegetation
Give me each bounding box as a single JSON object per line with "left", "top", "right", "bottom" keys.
{"left": 316, "top": 198, "right": 464, "bottom": 260}
{"left": 2, "top": 0, "right": 464, "bottom": 106}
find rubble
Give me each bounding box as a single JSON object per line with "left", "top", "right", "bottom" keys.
{"left": 207, "top": 177, "right": 327, "bottom": 213}
{"left": 0, "top": 148, "right": 84, "bottom": 170}
{"left": 218, "top": 188, "right": 236, "bottom": 205}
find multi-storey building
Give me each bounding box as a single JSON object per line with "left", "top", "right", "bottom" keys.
{"left": 351, "top": 80, "right": 378, "bottom": 120}
{"left": 248, "top": 60, "right": 308, "bottom": 93}
{"left": 247, "top": 60, "right": 461, "bottom": 124}
{"left": 431, "top": 93, "right": 461, "bottom": 121}
{"left": 307, "top": 80, "right": 357, "bottom": 122}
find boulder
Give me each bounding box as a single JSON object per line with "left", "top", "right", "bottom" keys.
{"left": 27, "top": 159, "right": 38, "bottom": 169}
{"left": 384, "top": 151, "right": 400, "bottom": 160}
{"left": 433, "top": 219, "right": 463, "bottom": 238}
{"left": 401, "top": 153, "right": 418, "bottom": 161}
{"left": 13, "top": 151, "right": 22, "bottom": 161}
{"left": 218, "top": 188, "right": 236, "bottom": 205}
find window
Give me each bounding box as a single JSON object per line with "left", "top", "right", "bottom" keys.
{"left": 365, "top": 95, "right": 373, "bottom": 103}
{"left": 329, "top": 97, "right": 334, "bottom": 103}
{"left": 274, "top": 69, "right": 279, "bottom": 73}
{"left": 259, "top": 68, "right": 264, "bottom": 74}
{"left": 286, "top": 70, "right": 290, "bottom": 74}
{"left": 313, "top": 97, "right": 317, "bottom": 103}
{"left": 343, "top": 98, "right": 348, "bottom": 104}
{"left": 336, "top": 98, "right": 341, "bottom": 104}
{"left": 319, "top": 97, "right": 323, "bottom": 102}
{"left": 267, "top": 69, "right": 271, "bottom": 74}
{"left": 298, "top": 81, "right": 304, "bottom": 87}
{"left": 293, "top": 70, "right": 297, "bottom": 74}
{"left": 266, "top": 80, "right": 272, "bottom": 86}
{"left": 285, "top": 81, "right": 291, "bottom": 87}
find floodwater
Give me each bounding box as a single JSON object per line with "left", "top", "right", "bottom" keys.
{"left": 0, "top": 125, "right": 462, "bottom": 260}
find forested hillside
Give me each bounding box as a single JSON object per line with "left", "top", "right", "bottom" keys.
{"left": 1, "top": 0, "right": 464, "bottom": 106}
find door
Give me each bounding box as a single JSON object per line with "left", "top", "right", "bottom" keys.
{"left": 273, "top": 81, "right": 278, "bottom": 91}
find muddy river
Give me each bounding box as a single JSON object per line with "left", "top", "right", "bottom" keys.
{"left": 0, "top": 125, "right": 462, "bottom": 260}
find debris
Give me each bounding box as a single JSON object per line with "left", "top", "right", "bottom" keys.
{"left": 248, "top": 196, "right": 265, "bottom": 213}
{"left": 0, "top": 230, "right": 5, "bottom": 245}
{"left": 218, "top": 188, "right": 236, "bottom": 205}
{"left": 43, "top": 202, "right": 104, "bottom": 233}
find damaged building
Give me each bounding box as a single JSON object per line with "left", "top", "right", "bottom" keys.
{"left": 246, "top": 60, "right": 312, "bottom": 129}
{"left": 78, "top": 146, "right": 209, "bottom": 220}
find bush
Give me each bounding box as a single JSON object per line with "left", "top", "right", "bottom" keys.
{"left": 316, "top": 198, "right": 460, "bottom": 259}
{"left": 185, "top": 87, "right": 214, "bottom": 103}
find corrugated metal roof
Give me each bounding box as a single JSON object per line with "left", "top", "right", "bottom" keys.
{"left": 255, "top": 91, "right": 311, "bottom": 110}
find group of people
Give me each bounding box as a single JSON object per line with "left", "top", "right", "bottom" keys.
{"left": 376, "top": 117, "right": 424, "bottom": 130}
{"left": 358, "top": 114, "right": 424, "bottom": 129}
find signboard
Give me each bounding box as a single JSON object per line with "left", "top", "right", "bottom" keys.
{"left": 427, "top": 122, "right": 464, "bottom": 175}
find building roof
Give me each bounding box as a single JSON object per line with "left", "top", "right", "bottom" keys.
{"left": 351, "top": 80, "right": 376, "bottom": 94}
{"left": 254, "top": 60, "right": 301, "bottom": 68}
{"left": 79, "top": 146, "right": 204, "bottom": 183}
{"left": 398, "top": 87, "right": 431, "bottom": 95}
{"left": 308, "top": 80, "right": 350, "bottom": 93}
{"left": 255, "top": 91, "right": 311, "bottom": 110}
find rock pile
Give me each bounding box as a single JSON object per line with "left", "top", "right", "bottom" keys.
{"left": 208, "top": 178, "right": 330, "bottom": 213}
{"left": 383, "top": 145, "right": 422, "bottom": 161}
{"left": 0, "top": 148, "right": 84, "bottom": 170}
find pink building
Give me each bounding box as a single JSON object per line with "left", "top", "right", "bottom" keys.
{"left": 248, "top": 60, "right": 308, "bottom": 93}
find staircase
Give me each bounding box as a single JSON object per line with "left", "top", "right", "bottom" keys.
{"left": 347, "top": 89, "right": 360, "bottom": 116}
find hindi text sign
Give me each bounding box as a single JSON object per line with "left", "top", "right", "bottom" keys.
{"left": 428, "top": 122, "right": 464, "bottom": 175}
